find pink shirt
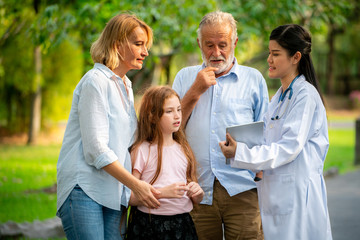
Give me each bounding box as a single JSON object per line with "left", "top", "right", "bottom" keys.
{"left": 133, "top": 141, "right": 193, "bottom": 215}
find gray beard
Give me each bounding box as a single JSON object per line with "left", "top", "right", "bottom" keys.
{"left": 201, "top": 50, "right": 235, "bottom": 75}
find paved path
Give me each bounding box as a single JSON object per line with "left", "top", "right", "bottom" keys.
{"left": 326, "top": 169, "right": 360, "bottom": 240}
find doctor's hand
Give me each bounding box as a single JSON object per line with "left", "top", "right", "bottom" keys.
{"left": 219, "top": 133, "right": 237, "bottom": 159}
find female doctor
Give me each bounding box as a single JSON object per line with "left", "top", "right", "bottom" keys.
{"left": 219, "top": 24, "right": 332, "bottom": 240}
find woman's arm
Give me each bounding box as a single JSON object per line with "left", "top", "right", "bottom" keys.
{"left": 103, "top": 161, "right": 160, "bottom": 208}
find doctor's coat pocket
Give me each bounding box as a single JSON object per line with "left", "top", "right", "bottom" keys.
{"left": 260, "top": 173, "right": 295, "bottom": 216}
{"left": 266, "top": 118, "right": 285, "bottom": 143}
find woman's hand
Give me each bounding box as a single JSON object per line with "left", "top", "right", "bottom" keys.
{"left": 102, "top": 161, "right": 161, "bottom": 209}
{"left": 187, "top": 182, "right": 204, "bottom": 204}
{"left": 131, "top": 180, "right": 161, "bottom": 209}
{"left": 219, "top": 133, "right": 237, "bottom": 159}
{"left": 158, "top": 182, "right": 189, "bottom": 198}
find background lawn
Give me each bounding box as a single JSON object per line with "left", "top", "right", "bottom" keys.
{"left": 0, "top": 145, "right": 60, "bottom": 223}
{"left": 326, "top": 129, "right": 356, "bottom": 173}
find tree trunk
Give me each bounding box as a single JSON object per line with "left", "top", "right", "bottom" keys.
{"left": 27, "top": 45, "right": 42, "bottom": 145}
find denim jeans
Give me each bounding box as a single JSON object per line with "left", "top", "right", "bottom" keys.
{"left": 57, "top": 185, "right": 126, "bottom": 240}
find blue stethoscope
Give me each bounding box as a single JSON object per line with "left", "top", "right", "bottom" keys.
{"left": 271, "top": 74, "right": 301, "bottom": 120}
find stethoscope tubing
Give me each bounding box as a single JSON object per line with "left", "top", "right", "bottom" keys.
{"left": 271, "top": 74, "right": 301, "bottom": 120}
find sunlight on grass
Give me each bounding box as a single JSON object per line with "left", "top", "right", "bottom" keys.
{"left": 0, "top": 145, "right": 60, "bottom": 192}
{"left": 0, "top": 145, "right": 61, "bottom": 223}
{"left": 325, "top": 129, "right": 356, "bottom": 174}
{"left": 0, "top": 192, "right": 57, "bottom": 222}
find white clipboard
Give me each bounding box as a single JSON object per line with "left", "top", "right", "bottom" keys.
{"left": 225, "top": 121, "right": 264, "bottom": 164}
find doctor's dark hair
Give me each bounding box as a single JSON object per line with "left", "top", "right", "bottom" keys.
{"left": 270, "top": 24, "right": 324, "bottom": 102}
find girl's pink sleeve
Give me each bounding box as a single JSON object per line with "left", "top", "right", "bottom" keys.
{"left": 133, "top": 144, "right": 146, "bottom": 173}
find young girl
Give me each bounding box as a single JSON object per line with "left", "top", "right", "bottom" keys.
{"left": 220, "top": 24, "right": 332, "bottom": 239}
{"left": 126, "top": 86, "right": 204, "bottom": 240}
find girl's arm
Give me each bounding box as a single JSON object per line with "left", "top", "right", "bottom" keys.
{"left": 187, "top": 182, "right": 204, "bottom": 204}
{"left": 158, "top": 182, "right": 189, "bottom": 198}
{"left": 129, "top": 169, "right": 189, "bottom": 206}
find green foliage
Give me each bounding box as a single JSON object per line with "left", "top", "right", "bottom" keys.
{"left": 0, "top": 17, "right": 34, "bottom": 94}
{"left": 1, "top": 0, "right": 360, "bottom": 135}
{"left": 0, "top": 20, "right": 34, "bottom": 131}
{"left": 42, "top": 40, "right": 83, "bottom": 121}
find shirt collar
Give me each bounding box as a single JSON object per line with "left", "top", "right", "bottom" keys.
{"left": 94, "top": 63, "right": 132, "bottom": 88}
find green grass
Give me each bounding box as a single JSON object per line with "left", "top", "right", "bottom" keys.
{"left": 325, "top": 129, "right": 357, "bottom": 174}
{"left": 0, "top": 128, "right": 357, "bottom": 224}
{"left": 0, "top": 145, "right": 61, "bottom": 223}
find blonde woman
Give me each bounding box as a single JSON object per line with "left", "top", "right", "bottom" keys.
{"left": 56, "top": 13, "right": 160, "bottom": 239}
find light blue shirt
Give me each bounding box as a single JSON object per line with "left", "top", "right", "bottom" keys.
{"left": 231, "top": 75, "right": 332, "bottom": 239}
{"left": 57, "top": 63, "right": 137, "bottom": 212}
{"left": 172, "top": 58, "right": 269, "bottom": 205}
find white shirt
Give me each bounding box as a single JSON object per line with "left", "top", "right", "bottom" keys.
{"left": 57, "top": 63, "right": 137, "bottom": 212}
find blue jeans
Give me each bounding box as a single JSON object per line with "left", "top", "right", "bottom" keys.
{"left": 57, "top": 185, "right": 126, "bottom": 240}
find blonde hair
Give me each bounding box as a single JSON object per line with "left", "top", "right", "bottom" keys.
{"left": 130, "top": 86, "right": 197, "bottom": 185}
{"left": 90, "top": 13, "right": 153, "bottom": 70}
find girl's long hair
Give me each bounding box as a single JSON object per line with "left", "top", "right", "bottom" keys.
{"left": 130, "top": 86, "right": 197, "bottom": 184}
{"left": 270, "top": 24, "right": 324, "bottom": 103}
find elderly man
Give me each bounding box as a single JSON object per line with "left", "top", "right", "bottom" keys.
{"left": 172, "top": 11, "right": 269, "bottom": 240}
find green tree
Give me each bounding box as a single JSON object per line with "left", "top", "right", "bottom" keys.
{"left": 0, "top": 0, "right": 79, "bottom": 140}
{"left": 1, "top": 0, "right": 359, "bottom": 142}
{"left": 219, "top": 0, "right": 359, "bottom": 94}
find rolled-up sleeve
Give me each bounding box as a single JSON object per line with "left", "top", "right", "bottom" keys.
{"left": 78, "top": 74, "right": 117, "bottom": 169}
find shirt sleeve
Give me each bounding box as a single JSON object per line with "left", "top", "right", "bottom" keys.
{"left": 172, "top": 70, "right": 184, "bottom": 98}
{"left": 231, "top": 89, "right": 316, "bottom": 171}
{"left": 133, "top": 144, "right": 148, "bottom": 174}
{"left": 78, "top": 74, "right": 117, "bottom": 169}
{"left": 254, "top": 75, "right": 269, "bottom": 122}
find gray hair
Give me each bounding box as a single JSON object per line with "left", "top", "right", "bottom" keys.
{"left": 197, "top": 11, "right": 238, "bottom": 46}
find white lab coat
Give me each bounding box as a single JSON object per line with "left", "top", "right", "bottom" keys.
{"left": 230, "top": 75, "right": 332, "bottom": 240}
